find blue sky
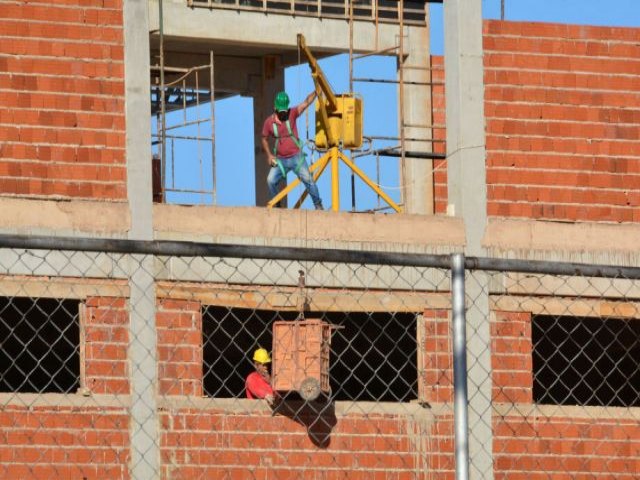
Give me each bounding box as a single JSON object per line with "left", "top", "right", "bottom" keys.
{"left": 164, "top": 0, "right": 639, "bottom": 210}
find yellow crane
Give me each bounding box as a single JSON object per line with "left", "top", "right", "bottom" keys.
{"left": 266, "top": 34, "right": 402, "bottom": 213}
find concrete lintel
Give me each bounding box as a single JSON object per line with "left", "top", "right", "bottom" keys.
{"left": 0, "top": 198, "right": 130, "bottom": 237}
{"left": 0, "top": 276, "right": 128, "bottom": 300}
{"left": 153, "top": 204, "right": 466, "bottom": 253}
{"left": 150, "top": 0, "right": 424, "bottom": 54}
{"left": 493, "top": 403, "right": 640, "bottom": 421}
{"left": 157, "top": 281, "right": 451, "bottom": 312}
{"left": 492, "top": 295, "right": 640, "bottom": 318}
{"left": 484, "top": 218, "right": 640, "bottom": 266}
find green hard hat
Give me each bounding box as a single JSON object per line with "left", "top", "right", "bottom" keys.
{"left": 274, "top": 91, "right": 290, "bottom": 112}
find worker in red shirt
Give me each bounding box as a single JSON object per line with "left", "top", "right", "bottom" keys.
{"left": 245, "top": 348, "right": 275, "bottom": 405}
{"left": 261, "top": 90, "right": 324, "bottom": 210}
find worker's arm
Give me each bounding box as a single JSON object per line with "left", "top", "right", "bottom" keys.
{"left": 261, "top": 136, "right": 276, "bottom": 167}
{"left": 297, "top": 91, "right": 317, "bottom": 115}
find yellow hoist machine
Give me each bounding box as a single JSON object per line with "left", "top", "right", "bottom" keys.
{"left": 267, "top": 34, "right": 402, "bottom": 213}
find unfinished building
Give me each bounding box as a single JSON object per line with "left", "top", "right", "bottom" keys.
{"left": 0, "top": 0, "right": 639, "bottom": 479}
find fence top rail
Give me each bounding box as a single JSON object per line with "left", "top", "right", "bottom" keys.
{"left": 0, "top": 234, "right": 639, "bottom": 279}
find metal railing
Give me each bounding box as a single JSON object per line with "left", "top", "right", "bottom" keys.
{"left": 187, "top": 0, "right": 429, "bottom": 26}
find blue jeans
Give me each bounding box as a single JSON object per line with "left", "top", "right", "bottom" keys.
{"left": 267, "top": 153, "right": 322, "bottom": 208}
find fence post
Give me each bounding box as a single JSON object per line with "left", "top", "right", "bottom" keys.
{"left": 451, "top": 253, "right": 469, "bottom": 480}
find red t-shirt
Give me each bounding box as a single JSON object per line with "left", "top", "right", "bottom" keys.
{"left": 245, "top": 372, "right": 274, "bottom": 399}
{"left": 261, "top": 107, "right": 301, "bottom": 159}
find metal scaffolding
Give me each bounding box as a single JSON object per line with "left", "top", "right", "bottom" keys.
{"left": 151, "top": 0, "right": 217, "bottom": 204}
{"left": 347, "top": 0, "right": 446, "bottom": 211}
{"left": 151, "top": 0, "right": 445, "bottom": 209}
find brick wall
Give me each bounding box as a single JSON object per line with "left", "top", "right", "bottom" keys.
{"left": 83, "top": 296, "right": 130, "bottom": 394}
{"left": 484, "top": 21, "right": 640, "bottom": 222}
{"left": 432, "top": 21, "right": 640, "bottom": 223}
{"left": 0, "top": 0, "right": 126, "bottom": 200}
{"left": 160, "top": 408, "right": 433, "bottom": 479}
{"left": 422, "top": 308, "right": 452, "bottom": 404}
{"left": 430, "top": 56, "right": 448, "bottom": 215}
{"left": 491, "top": 311, "right": 532, "bottom": 404}
{"left": 157, "top": 298, "right": 203, "bottom": 397}
{"left": 494, "top": 417, "right": 640, "bottom": 478}
{"left": 1, "top": 295, "right": 131, "bottom": 479}
{"left": 153, "top": 304, "right": 441, "bottom": 478}
{"left": 0, "top": 405, "right": 130, "bottom": 479}
{"left": 4, "top": 291, "right": 638, "bottom": 478}
{"left": 491, "top": 310, "right": 639, "bottom": 478}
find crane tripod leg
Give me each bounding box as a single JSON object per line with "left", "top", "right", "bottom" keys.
{"left": 266, "top": 153, "right": 330, "bottom": 209}
{"left": 266, "top": 147, "right": 402, "bottom": 213}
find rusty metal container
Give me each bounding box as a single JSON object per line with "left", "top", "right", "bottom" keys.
{"left": 272, "top": 319, "right": 332, "bottom": 401}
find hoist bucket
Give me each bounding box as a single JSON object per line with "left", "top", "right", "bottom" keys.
{"left": 272, "top": 319, "right": 333, "bottom": 401}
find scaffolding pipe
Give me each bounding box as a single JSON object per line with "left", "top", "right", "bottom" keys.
{"left": 210, "top": 51, "right": 216, "bottom": 205}
{"left": 159, "top": 0, "right": 166, "bottom": 203}
{"left": 373, "top": 149, "right": 446, "bottom": 160}
{"left": 451, "top": 253, "right": 470, "bottom": 480}
{"left": 349, "top": 0, "right": 356, "bottom": 211}
{"left": 352, "top": 45, "right": 399, "bottom": 60}
{"left": 398, "top": 0, "right": 406, "bottom": 203}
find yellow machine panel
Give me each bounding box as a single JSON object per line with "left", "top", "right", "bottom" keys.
{"left": 315, "top": 95, "right": 363, "bottom": 150}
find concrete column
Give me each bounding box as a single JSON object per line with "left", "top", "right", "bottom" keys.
{"left": 123, "top": 1, "right": 160, "bottom": 479}
{"left": 254, "top": 55, "right": 286, "bottom": 206}
{"left": 444, "top": 0, "right": 487, "bottom": 250}
{"left": 443, "top": 1, "right": 492, "bottom": 479}
{"left": 401, "top": 11, "right": 433, "bottom": 215}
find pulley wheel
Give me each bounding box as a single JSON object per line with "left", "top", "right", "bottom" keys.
{"left": 299, "top": 377, "right": 321, "bottom": 401}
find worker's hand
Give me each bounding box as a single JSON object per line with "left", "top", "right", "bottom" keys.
{"left": 269, "top": 156, "right": 277, "bottom": 167}
{"left": 264, "top": 393, "right": 275, "bottom": 405}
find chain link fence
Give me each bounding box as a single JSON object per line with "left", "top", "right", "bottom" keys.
{"left": 0, "top": 235, "right": 637, "bottom": 479}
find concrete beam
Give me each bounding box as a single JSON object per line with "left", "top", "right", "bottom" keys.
{"left": 0, "top": 198, "right": 129, "bottom": 238}
{"left": 150, "top": 0, "right": 424, "bottom": 54}
{"left": 492, "top": 295, "right": 640, "bottom": 319}
{"left": 152, "top": 51, "right": 262, "bottom": 95}
{"left": 153, "top": 204, "right": 466, "bottom": 252}
{"left": 484, "top": 218, "right": 640, "bottom": 266}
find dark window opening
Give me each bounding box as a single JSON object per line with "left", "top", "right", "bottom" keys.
{"left": 0, "top": 297, "right": 80, "bottom": 394}
{"left": 203, "top": 307, "right": 417, "bottom": 402}
{"left": 533, "top": 315, "right": 640, "bottom": 408}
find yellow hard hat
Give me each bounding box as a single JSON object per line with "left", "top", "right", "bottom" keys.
{"left": 253, "top": 348, "right": 271, "bottom": 364}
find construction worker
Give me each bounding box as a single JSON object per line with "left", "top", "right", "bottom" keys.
{"left": 261, "top": 90, "right": 324, "bottom": 210}
{"left": 245, "top": 347, "right": 276, "bottom": 405}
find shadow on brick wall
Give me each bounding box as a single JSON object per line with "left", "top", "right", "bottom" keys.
{"left": 273, "top": 399, "right": 337, "bottom": 448}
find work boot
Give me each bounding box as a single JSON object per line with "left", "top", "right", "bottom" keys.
{"left": 314, "top": 203, "right": 324, "bottom": 211}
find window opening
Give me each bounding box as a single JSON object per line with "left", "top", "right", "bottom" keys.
{"left": 203, "top": 306, "right": 417, "bottom": 402}
{"left": 532, "top": 315, "right": 640, "bottom": 407}
{"left": 0, "top": 297, "right": 80, "bottom": 394}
